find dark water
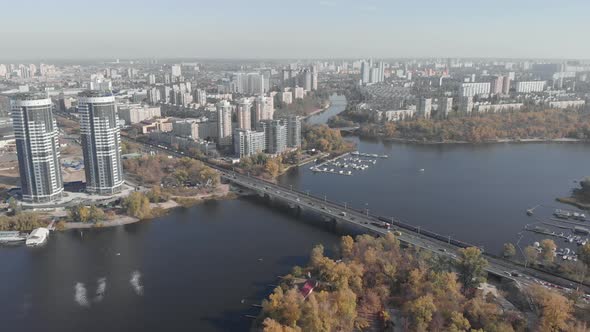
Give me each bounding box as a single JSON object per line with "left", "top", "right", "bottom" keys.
{"left": 0, "top": 199, "right": 340, "bottom": 332}
{"left": 279, "top": 137, "right": 590, "bottom": 253}
{"left": 305, "top": 94, "right": 347, "bottom": 125}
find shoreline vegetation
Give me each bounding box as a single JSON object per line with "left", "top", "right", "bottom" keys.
{"left": 332, "top": 107, "right": 590, "bottom": 144}
{"left": 256, "top": 234, "right": 588, "bottom": 332}
{"left": 557, "top": 177, "right": 590, "bottom": 211}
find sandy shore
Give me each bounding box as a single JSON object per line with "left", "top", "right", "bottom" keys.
{"left": 62, "top": 185, "right": 232, "bottom": 230}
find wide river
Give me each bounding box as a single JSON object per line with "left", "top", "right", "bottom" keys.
{"left": 2, "top": 95, "right": 590, "bottom": 331}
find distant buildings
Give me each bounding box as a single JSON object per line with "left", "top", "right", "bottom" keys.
{"left": 10, "top": 94, "right": 64, "bottom": 203}
{"left": 515, "top": 81, "right": 546, "bottom": 93}
{"left": 459, "top": 96, "right": 474, "bottom": 113}
{"left": 171, "top": 64, "right": 182, "bottom": 77}
{"left": 118, "top": 105, "right": 161, "bottom": 125}
{"left": 417, "top": 98, "right": 432, "bottom": 119}
{"left": 236, "top": 98, "right": 252, "bottom": 130}
{"left": 78, "top": 91, "right": 124, "bottom": 194}
{"left": 437, "top": 97, "right": 453, "bottom": 119}
{"left": 460, "top": 82, "right": 491, "bottom": 97}
{"left": 172, "top": 119, "right": 201, "bottom": 139}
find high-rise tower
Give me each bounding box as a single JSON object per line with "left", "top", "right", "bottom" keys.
{"left": 78, "top": 90, "right": 124, "bottom": 194}
{"left": 10, "top": 93, "right": 63, "bottom": 203}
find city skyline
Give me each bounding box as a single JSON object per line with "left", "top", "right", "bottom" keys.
{"left": 2, "top": 0, "right": 590, "bottom": 60}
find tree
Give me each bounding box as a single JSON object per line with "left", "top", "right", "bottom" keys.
{"left": 456, "top": 247, "right": 488, "bottom": 292}
{"left": 448, "top": 311, "right": 471, "bottom": 332}
{"left": 503, "top": 243, "right": 516, "bottom": 259}
{"left": 262, "top": 318, "right": 301, "bottom": 332}
{"left": 7, "top": 197, "right": 19, "bottom": 215}
{"left": 578, "top": 242, "right": 590, "bottom": 268}
{"left": 88, "top": 205, "right": 105, "bottom": 222}
{"left": 122, "top": 192, "right": 152, "bottom": 219}
{"left": 529, "top": 285, "right": 573, "bottom": 332}
{"left": 540, "top": 239, "right": 556, "bottom": 265}
{"left": 265, "top": 158, "right": 280, "bottom": 178}
{"left": 340, "top": 235, "right": 354, "bottom": 259}
{"left": 405, "top": 294, "right": 436, "bottom": 332}
{"left": 524, "top": 246, "right": 539, "bottom": 266}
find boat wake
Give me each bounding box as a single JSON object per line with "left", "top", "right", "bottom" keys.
{"left": 74, "top": 282, "right": 90, "bottom": 307}
{"left": 94, "top": 277, "right": 107, "bottom": 302}
{"left": 130, "top": 271, "right": 144, "bottom": 296}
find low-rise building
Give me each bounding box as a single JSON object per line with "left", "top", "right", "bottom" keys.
{"left": 118, "top": 105, "right": 161, "bottom": 125}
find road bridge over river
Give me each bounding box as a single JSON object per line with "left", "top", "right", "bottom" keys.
{"left": 128, "top": 138, "right": 590, "bottom": 295}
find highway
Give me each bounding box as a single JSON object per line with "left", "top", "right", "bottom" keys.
{"left": 127, "top": 138, "right": 590, "bottom": 295}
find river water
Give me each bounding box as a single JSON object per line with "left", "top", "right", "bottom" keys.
{"left": 2, "top": 95, "right": 590, "bottom": 331}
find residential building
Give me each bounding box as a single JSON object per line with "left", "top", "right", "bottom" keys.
{"left": 258, "top": 119, "right": 287, "bottom": 154}
{"left": 283, "top": 115, "right": 302, "bottom": 148}
{"left": 236, "top": 98, "right": 252, "bottom": 130}
{"left": 460, "top": 82, "right": 491, "bottom": 97}
{"left": 437, "top": 97, "right": 453, "bottom": 118}
{"left": 417, "top": 98, "right": 432, "bottom": 119}
{"left": 216, "top": 100, "right": 232, "bottom": 145}
{"left": 78, "top": 90, "right": 124, "bottom": 194}
{"left": 515, "top": 81, "right": 546, "bottom": 93}
{"left": 172, "top": 119, "right": 200, "bottom": 139}
{"left": 233, "top": 129, "right": 266, "bottom": 158}
{"left": 10, "top": 93, "right": 64, "bottom": 203}
{"left": 459, "top": 96, "right": 474, "bottom": 113}
{"left": 118, "top": 105, "right": 161, "bottom": 125}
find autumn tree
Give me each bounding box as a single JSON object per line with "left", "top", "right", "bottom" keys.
{"left": 405, "top": 294, "right": 436, "bottom": 331}
{"left": 524, "top": 245, "right": 539, "bottom": 266}
{"left": 529, "top": 285, "right": 573, "bottom": 332}
{"left": 122, "top": 192, "right": 152, "bottom": 219}
{"left": 578, "top": 242, "right": 590, "bottom": 267}
{"left": 540, "top": 239, "right": 556, "bottom": 265}
{"left": 503, "top": 243, "right": 516, "bottom": 259}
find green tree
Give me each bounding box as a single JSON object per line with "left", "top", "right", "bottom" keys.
{"left": 503, "top": 243, "right": 516, "bottom": 259}
{"left": 456, "top": 247, "right": 488, "bottom": 292}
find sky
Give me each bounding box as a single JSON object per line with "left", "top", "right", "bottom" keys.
{"left": 1, "top": 0, "right": 589, "bottom": 60}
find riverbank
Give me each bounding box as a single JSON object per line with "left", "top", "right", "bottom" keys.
{"left": 556, "top": 197, "right": 590, "bottom": 210}
{"left": 378, "top": 136, "right": 586, "bottom": 145}
{"left": 62, "top": 184, "right": 234, "bottom": 230}
{"left": 302, "top": 102, "right": 331, "bottom": 119}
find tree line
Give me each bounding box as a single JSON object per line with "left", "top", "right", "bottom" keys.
{"left": 258, "top": 234, "right": 587, "bottom": 331}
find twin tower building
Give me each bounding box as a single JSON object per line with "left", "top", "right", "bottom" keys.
{"left": 10, "top": 91, "right": 124, "bottom": 203}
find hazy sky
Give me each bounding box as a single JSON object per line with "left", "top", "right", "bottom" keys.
{"left": 1, "top": 0, "right": 589, "bottom": 60}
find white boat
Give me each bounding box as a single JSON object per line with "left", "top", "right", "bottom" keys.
{"left": 0, "top": 231, "right": 27, "bottom": 243}
{"left": 26, "top": 228, "right": 49, "bottom": 246}
{"left": 419, "top": 169, "right": 425, "bottom": 172}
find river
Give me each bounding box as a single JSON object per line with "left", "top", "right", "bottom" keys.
{"left": 2, "top": 95, "right": 590, "bottom": 331}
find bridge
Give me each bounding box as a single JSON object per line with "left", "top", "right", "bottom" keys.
{"left": 127, "top": 138, "right": 590, "bottom": 294}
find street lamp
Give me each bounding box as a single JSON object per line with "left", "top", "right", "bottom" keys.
{"left": 365, "top": 203, "right": 369, "bottom": 217}
{"left": 417, "top": 226, "right": 421, "bottom": 235}
{"left": 344, "top": 202, "right": 347, "bottom": 210}
{"left": 516, "top": 232, "right": 528, "bottom": 269}
{"left": 324, "top": 194, "right": 327, "bottom": 202}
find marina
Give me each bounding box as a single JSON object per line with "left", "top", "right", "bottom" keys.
{"left": 310, "top": 151, "right": 388, "bottom": 176}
